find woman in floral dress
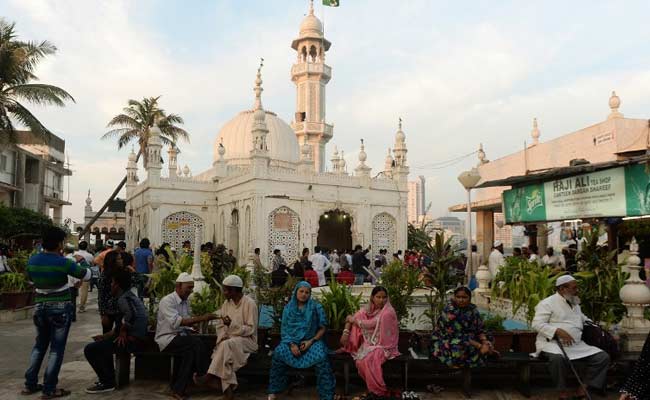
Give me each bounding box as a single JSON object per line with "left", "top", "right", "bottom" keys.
{"left": 430, "top": 287, "right": 498, "bottom": 368}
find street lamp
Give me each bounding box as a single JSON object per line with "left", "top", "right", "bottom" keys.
{"left": 458, "top": 167, "right": 481, "bottom": 282}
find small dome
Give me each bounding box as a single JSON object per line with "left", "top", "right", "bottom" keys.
{"left": 215, "top": 110, "right": 300, "bottom": 164}
{"left": 300, "top": 14, "right": 323, "bottom": 36}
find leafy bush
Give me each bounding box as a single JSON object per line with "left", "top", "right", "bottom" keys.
{"left": 421, "top": 232, "right": 462, "bottom": 329}
{"left": 0, "top": 272, "right": 29, "bottom": 293}
{"left": 7, "top": 250, "right": 30, "bottom": 273}
{"left": 492, "top": 257, "right": 561, "bottom": 327}
{"left": 574, "top": 228, "right": 628, "bottom": 327}
{"left": 483, "top": 314, "right": 506, "bottom": 333}
{"left": 380, "top": 261, "right": 420, "bottom": 327}
{"left": 0, "top": 205, "right": 54, "bottom": 241}
{"left": 190, "top": 285, "right": 224, "bottom": 317}
{"left": 319, "top": 277, "right": 362, "bottom": 330}
{"left": 149, "top": 267, "right": 180, "bottom": 300}
{"left": 256, "top": 276, "right": 297, "bottom": 332}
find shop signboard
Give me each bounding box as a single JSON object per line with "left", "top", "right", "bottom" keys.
{"left": 502, "top": 164, "right": 650, "bottom": 223}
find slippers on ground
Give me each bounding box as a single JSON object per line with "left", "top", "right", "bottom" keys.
{"left": 20, "top": 384, "right": 43, "bottom": 395}
{"left": 40, "top": 389, "right": 71, "bottom": 399}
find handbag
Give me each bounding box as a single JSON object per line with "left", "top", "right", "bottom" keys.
{"left": 582, "top": 321, "right": 620, "bottom": 360}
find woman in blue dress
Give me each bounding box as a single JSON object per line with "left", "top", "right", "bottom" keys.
{"left": 268, "top": 281, "right": 336, "bottom": 400}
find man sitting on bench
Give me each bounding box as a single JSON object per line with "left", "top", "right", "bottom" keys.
{"left": 194, "top": 275, "right": 258, "bottom": 399}
{"left": 155, "top": 272, "right": 218, "bottom": 400}
{"left": 532, "top": 274, "right": 610, "bottom": 400}
{"left": 84, "top": 269, "right": 147, "bottom": 394}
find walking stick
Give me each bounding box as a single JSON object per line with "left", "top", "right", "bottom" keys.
{"left": 555, "top": 339, "right": 592, "bottom": 400}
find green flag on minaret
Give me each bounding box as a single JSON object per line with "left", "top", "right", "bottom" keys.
{"left": 323, "top": 0, "right": 339, "bottom": 7}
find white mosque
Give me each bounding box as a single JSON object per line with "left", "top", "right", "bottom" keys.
{"left": 124, "top": 1, "right": 410, "bottom": 264}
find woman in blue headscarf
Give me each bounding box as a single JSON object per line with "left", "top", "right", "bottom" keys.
{"left": 268, "top": 281, "right": 335, "bottom": 400}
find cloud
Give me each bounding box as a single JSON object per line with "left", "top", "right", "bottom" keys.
{"left": 5, "top": 0, "right": 650, "bottom": 226}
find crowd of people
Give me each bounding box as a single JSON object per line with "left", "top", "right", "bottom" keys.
{"left": 12, "top": 228, "right": 650, "bottom": 400}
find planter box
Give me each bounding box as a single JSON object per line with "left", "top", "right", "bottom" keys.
{"left": 1, "top": 291, "right": 33, "bottom": 310}
{"left": 491, "top": 332, "right": 514, "bottom": 353}
{"left": 512, "top": 331, "right": 537, "bottom": 353}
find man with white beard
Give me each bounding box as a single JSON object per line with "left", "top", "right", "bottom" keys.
{"left": 532, "top": 275, "right": 610, "bottom": 399}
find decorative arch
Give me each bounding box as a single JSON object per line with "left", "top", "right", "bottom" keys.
{"left": 219, "top": 211, "right": 225, "bottom": 244}
{"left": 268, "top": 206, "right": 300, "bottom": 265}
{"left": 309, "top": 45, "right": 317, "bottom": 62}
{"left": 230, "top": 209, "right": 240, "bottom": 255}
{"left": 161, "top": 211, "right": 204, "bottom": 250}
{"left": 371, "top": 212, "right": 397, "bottom": 257}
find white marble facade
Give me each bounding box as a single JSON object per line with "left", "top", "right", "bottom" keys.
{"left": 125, "top": 2, "right": 409, "bottom": 264}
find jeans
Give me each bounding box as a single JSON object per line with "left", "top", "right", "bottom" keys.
{"left": 354, "top": 274, "right": 365, "bottom": 285}
{"left": 84, "top": 337, "right": 142, "bottom": 387}
{"left": 135, "top": 273, "right": 148, "bottom": 299}
{"left": 24, "top": 302, "right": 74, "bottom": 395}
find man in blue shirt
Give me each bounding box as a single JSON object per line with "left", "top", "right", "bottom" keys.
{"left": 23, "top": 227, "right": 90, "bottom": 398}
{"left": 84, "top": 269, "right": 147, "bottom": 393}
{"left": 133, "top": 238, "right": 153, "bottom": 299}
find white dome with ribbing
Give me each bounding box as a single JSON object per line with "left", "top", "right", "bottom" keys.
{"left": 214, "top": 110, "right": 300, "bottom": 164}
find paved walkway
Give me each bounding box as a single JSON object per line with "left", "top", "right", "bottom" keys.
{"left": 0, "top": 293, "right": 623, "bottom": 400}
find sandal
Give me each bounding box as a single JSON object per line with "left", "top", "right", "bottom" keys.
{"left": 21, "top": 384, "right": 43, "bottom": 395}
{"left": 426, "top": 384, "right": 444, "bottom": 394}
{"left": 40, "top": 389, "right": 71, "bottom": 399}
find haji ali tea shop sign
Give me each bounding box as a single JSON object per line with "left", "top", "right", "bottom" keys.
{"left": 502, "top": 164, "right": 650, "bottom": 223}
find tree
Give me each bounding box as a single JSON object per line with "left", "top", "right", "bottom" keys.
{"left": 0, "top": 19, "right": 74, "bottom": 142}
{"left": 101, "top": 96, "right": 189, "bottom": 167}
{"left": 80, "top": 97, "right": 189, "bottom": 238}
{"left": 0, "top": 204, "right": 54, "bottom": 241}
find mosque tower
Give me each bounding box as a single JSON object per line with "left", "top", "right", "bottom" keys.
{"left": 290, "top": 0, "right": 333, "bottom": 173}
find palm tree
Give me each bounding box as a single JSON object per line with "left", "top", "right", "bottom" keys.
{"left": 101, "top": 96, "right": 189, "bottom": 167}
{"left": 0, "top": 18, "right": 74, "bottom": 142}
{"left": 78, "top": 97, "right": 189, "bottom": 238}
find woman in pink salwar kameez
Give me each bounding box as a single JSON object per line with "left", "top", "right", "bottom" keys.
{"left": 340, "top": 286, "right": 400, "bottom": 399}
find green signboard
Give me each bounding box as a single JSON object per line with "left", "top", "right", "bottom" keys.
{"left": 502, "top": 164, "right": 650, "bottom": 223}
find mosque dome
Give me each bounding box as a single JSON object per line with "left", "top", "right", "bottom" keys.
{"left": 215, "top": 110, "right": 300, "bottom": 164}
{"left": 299, "top": 14, "right": 323, "bottom": 37}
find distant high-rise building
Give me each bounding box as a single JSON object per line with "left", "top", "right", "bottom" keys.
{"left": 407, "top": 176, "right": 426, "bottom": 223}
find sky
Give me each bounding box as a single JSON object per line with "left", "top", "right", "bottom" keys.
{"left": 4, "top": 0, "right": 650, "bottom": 226}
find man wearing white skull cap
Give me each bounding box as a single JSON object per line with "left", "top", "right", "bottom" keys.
{"left": 488, "top": 240, "right": 505, "bottom": 279}
{"left": 195, "top": 275, "right": 258, "bottom": 399}
{"left": 155, "top": 272, "right": 218, "bottom": 399}
{"left": 532, "top": 274, "right": 609, "bottom": 399}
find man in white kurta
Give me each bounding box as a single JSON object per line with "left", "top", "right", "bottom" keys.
{"left": 488, "top": 241, "right": 505, "bottom": 280}
{"left": 532, "top": 275, "right": 609, "bottom": 398}
{"left": 197, "top": 275, "right": 258, "bottom": 399}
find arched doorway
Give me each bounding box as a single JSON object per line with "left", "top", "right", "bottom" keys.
{"left": 317, "top": 209, "right": 352, "bottom": 252}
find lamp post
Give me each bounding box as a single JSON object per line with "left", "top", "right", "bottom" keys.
{"left": 458, "top": 168, "right": 481, "bottom": 282}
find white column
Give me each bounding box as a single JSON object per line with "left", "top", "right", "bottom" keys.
{"left": 191, "top": 227, "right": 207, "bottom": 293}
{"left": 619, "top": 237, "right": 650, "bottom": 351}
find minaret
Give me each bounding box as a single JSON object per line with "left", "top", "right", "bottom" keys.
{"left": 167, "top": 145, "right": 178, "bottom": 178}
{"left": 355, "top": 139, "right": 371, "bottom": 178}
{"left": 330, "top": 146, "right": 340, "bottom": 173}
{"left": 384, "top": 148, "right": 394, "bottom": 178}
{"left": 84, "top": 189, "right": 92, "bottom": 212}
{"left": 146, "top": 123, "right": 163, "bottom": 183}
{"left": 392, "top": 118, "right": 409, "bottom": 181}
{"left": 608, "top": 91, "right": 623, "bottom": 119}
{"left": 250, "top": 59, "right": 270, "bottom": 172}
{"left": 530, "top": 118, "right": 540, "bottom": 146}
{"left": 291, "top": 0, "right": 333, "bottom": 173}
{"left": 126, "top": 147, "right": 138, "bottom": 190}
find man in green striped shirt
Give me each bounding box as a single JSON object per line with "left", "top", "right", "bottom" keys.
{"left": 22, "top": 227, "right": 90, "bottom": 399}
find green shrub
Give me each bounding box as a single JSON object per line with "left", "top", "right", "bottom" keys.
{"left": 319, "top": 277, "right": 362, "bottom": 330}
{"left": 483, "top": 314, "right": 506, "bottom": 333}
{"left": 0, "top": 272, "right": 29, "bottom": 293}
{"left": 380, "top": 261, "right": 420, "bottom": 327}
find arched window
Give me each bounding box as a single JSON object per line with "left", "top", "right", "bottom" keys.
{"left": 309, "top": 45, "right": 317, "bottom": 62}
{"left": 161, "top": 211, "right": 204, "bottom": 250}
{"left": 301, "top": 46, "right": 307, "bottom": 62}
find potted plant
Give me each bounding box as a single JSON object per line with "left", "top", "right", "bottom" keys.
{"left": 190, "top": 285, "right": 224, "bottom": 333}
{"left": 319, "top": 277, "right": 362, "bottom": 349}
{"left": 0, "top": 272, "right": 32, "bottom": 309}
{"left": 483, "top": 314, "right": 513, "bottom": 353}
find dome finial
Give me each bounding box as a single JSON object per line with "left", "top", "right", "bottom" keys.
{"left": 531, "top": 117, "right": 540, "bottom": 145}
{"left": 253, "top": 58, "right": 264, "bottom": 111}
{"left": 398, "top": 116, "right": 402, "bottom": 131}
{"left": 608, "top": 90, "right": 623, "bottom": 119}
{"left": 308, "top": 0, "right": 314, "bottom": 15}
